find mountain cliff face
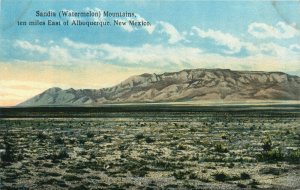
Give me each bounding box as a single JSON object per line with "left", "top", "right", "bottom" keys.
{"left": 18, "top": 69, "right": 300, "bottom": 106}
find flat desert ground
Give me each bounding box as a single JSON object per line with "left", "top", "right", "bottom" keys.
{"left": 0, "top": 104, "right": 299, "bottom": 189}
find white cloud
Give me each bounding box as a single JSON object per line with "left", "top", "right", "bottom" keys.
{"left": 10, "top": 39, "right": 300, "bottom": 75}
{"left": 191, "top": 26, "right": 242, "bottom": 54}
{"left": 85, "top": 7, "right": 105, "bottom": 22}
{"left": 63, "top": 38, "right": 87, "bottom": 49}
{"left": 258, "top": 43, "right": 289, "bottom": 57}
{"left": 157, "top": 21, "right": 183, "bottom": 44}
{"left": 63, "top": 38, "right": 200, "bottom": 67}
{"left": 114, "top": 13, "right": 155, "bottom": 34}
{"left": 15, "top": 40, "right": 74, "bottom": 64}
{"left": 15, "top": 40, "right": 47, "bottom": 53}
{"left": 48, "top": 45, "right": 74, "bottom": 63}
{"left": 83, "top": 7, "right": 155, "bottom": 34}
{"left": 248, "top": 21, "right": 299, "bottom": 39}
{"left": 242, "top": 41, "right": 300, "bottom": 60}
{"left": 119, "top": 19, "right": 135, "bottom": 32}
{"left": 14, "top": 37, "right": 300, "bottom": 75}
{"left": 3, "top": 37, "right": 299, "bottom": 107}
{"left": 136, "top": 14, "right": 155, "bottom": 34}
{"left": 190, "top": 25, "right": 300, "bottom": 59}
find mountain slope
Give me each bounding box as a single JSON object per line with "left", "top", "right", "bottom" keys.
{"left": 18, "top": 68, "right": 300, "bottom": 106}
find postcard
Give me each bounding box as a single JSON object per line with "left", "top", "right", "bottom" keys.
{"left": 0, "top": 0, "right": 299, "bottom": 189}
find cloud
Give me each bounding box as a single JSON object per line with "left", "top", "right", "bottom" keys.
{"left": 13, "top": 38, "right": 299, "bottom": 74}
{"left": 191, "top": 26, "right": 242, "bottom": 54}
{"left": 13, "top": 37, "right": 300, "bottom": 72}
{"left": 48, "top": 45, "right": 74, "bottom": 63}
{"left": 3, "top": 35, "right": 300, "bottom": 107}
{"left": 119, "top": 13, "right": 156, "bottom": 34}
{"left": 62, "top": 38, "right": 200, "bottom": 67}
{"left": 57, "top": 7, "right": 180, "bottom": 45}
{"left": 14, "top": 40, "right": 47, "bottom": 54}
{"left": 83, "top": 7, "right": 155, "bottom": 34}
{"left": 156, "top": 21, "right": 183, "bottom": 44}
{"left": 190, "top": 25, "right": 300, "bottom": 59}
{"left": 14, "top": 40, "right": 74, "bottom": 64}
{"left": 248, "top": 21, "right": 299, "bottom": 39}
{"left": 242, "top": 41, "right": 300, "bottom": 60}
{"left": 136, "top": 14, "right": 156, "bottom": 34}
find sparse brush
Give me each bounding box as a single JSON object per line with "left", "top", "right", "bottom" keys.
{"left": 51, "top": 149, "right": 69, "bottom": 162}
{"left": 240, "top": 172, "right": 251, "bottom": 180}
{"left": 86, "top": 131, "right": 94, "bottom": 138}
{"left": 262, "top": 137, "right": 272, "bottom": 152}
{"left": 214, "top": 143, "right": 228, "bottom": 153}
{"left": 54, "top": 136, "right": 64, "bottom": 144}
{"left": 173, "top": 170, "right": 188, "bottom": 180}
{"left": 213, "top": 172, "right": 228, "bottom": 182}
{"left": 135, "top": 133, "right": 144, "bottom": 140}
{"left": 145, "top": 136, "right": 155, "bottom": 143}
{"left": 37, "top": 131, "right": 48, "bottom": 140}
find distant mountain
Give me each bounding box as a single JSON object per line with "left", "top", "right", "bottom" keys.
{"left": 18, "top": 68, "right": 300, "bottom": 106}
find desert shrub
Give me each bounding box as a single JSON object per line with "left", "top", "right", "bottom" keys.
{"left": 250, "top": 125, "right": 256, "bottom": 131}
{"left": 214, "top": 143, "right": 228, "bottom": 153}
{"left": 286, "top": 150, "right": 300, "bottom": 163}
{"left": 240, "top": 172, "right": 251, "bottom": 180}
{"left": 38, "top": 172, "right": 61, "bottom": 177}
{"left": 118, "top": 144, "right": 126, "bottom": 151}
{"left": 249, "top": 179, "right": 260, "bottom": 188}
{"left": 213, "top": 172, "right": 228, "bottom": 181}
{"left": 54, "top": 136, "right": 64, "bottom": 144}
{"left": 135, "top": 133, "right": 144, "bottom": 140}
{"left": 177, "top": 144, "right": 187, "bottom": 150}
{"left": 153, "top": 160, "right": 183, "bottom": 170}
{"left": 285, "top": 129, "right": 290, "bottom": 135}
{"left": 1, "top": 136, "right": 16, "bottom": 163}
{"left": 221, "top": 134, "right": 227, "bottom": 139}
{"left": 69, "top": 138, "right": 77, "bottom": 144}
{"left": 62, "top": 175, "right": 82, "bottom": 181}
{"left": 189, "top": 172, "right": 198, "bottom": 179}
{"left": 199, "top": 176, "right": 211, "bottom": 183}
{"left": 173, "top": 170, "right": 188, "bottom": 180}
{"left": 42, "top": 163, "right": 54, "bottom": 168}
{"left": 51, "top": 149, "right": 69, "bottom": 162}
{"left": 86, "top": 131, "right": 94, "bottom": 138}
{"left": 237, "top": 183, "right": 247, "bottom": 188}
{"left": 262, "top": 137, "right": 272, "bottom": 152}
{"left": 89, "top": 152, "right": 96, "bottom": 160}
{"left": 38, "top": 178, "right": 68, "bottom": 188}
{"left": 258, "top": 148, "right": 284, "bottom": 162}
{"left": 145, "top": 136, "right": 155, "bottom": 143}
{"left": 228, "top": 162, "right": 235, "bottom": 168}
{"left": 122, "top": 183, "right": 134, "bottom": 188}
{"left": 164, "top": 184, "right": 179, "bottom": 189}
{"left": 260, "top": 167, "right": 288, "bottom": 175}
{"left": 130, "top": 166, "right": 149, "bottom": 177}
{"left": 190, "top": 128, "right": 197, "bottom": 132}
{"left": 37, "top": 131, "right": 48, "bottom": 140}
{"left": 78, "top": 138, "right": 86, "bottom": 144}
{"left": 69, "top": 185, "right": 88, "bottom": 190}
{"left": 103, "top": 135, "right": 112, "bottom": 143}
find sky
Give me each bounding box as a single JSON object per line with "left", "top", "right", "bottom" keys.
{"left": 0, "top": 0, "right": 300, "bottom": 106}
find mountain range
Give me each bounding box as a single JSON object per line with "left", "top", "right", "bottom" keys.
{"left": 18, "top": 68, "right": 300, "bottom": 106}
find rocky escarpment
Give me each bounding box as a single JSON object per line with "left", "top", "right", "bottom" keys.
{"left": 18, "top": 68, "right": 300, "bottom": 106}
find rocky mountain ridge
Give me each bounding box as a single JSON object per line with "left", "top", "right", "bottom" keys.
{"left": 18, "top": 68, "right": 300, "bottom": 106}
